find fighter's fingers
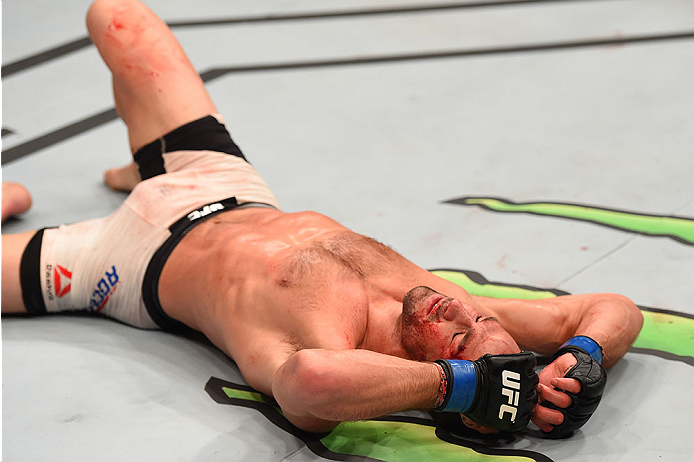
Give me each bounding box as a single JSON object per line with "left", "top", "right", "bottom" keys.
{"left": 473, "top": 425, "right": 500, "bottom": 435}
{"left": 459, "top": 414, "right": 499, "bottom": 435}
{"left": 538, "top": 383, "right": 572, "bottom": 408}
{"left": 530, "top": 413, "right": 555, "bottom": 433}
{"left": 551, "top": 377, "right": 581, "bottom": 394}
{"left": 531, "top": 403, "right": 565, "bottom": 426}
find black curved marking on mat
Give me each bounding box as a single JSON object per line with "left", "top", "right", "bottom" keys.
{"left": 373, "top": 416, "right": 555, "bottom": 462}
{"left": 0, "top": 0, "right": 608, "bottom": 78}
{"left": 628, "top": 347, "right": 694, "bottom": 367}
{"left": 639, "top": 306, "right": 694, "bottom": 321}
{"left": 444, "top": 196, "right": 694, "bottom": 246}
{"left": 5, "top": 31, "right": 694, "bottom": 165}
{"left": 205, "top": 377, "right": 389, "bottom": 462}
{"left": 430, "top": 268, "right": 694, "bottom": 367}
{"left": 2, "top": 128, "right": 15, "bottom": 138}
{"left": 434, "top": 427, "right": 554, "bottom": 462}
{"left": 205, "top": 377, "right": 555, "bottom": 462}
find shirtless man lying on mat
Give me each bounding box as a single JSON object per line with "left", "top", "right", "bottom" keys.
{"left": 1, "top": 0, "right": 643, "bottom": 438}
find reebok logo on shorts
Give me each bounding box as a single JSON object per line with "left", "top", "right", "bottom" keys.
{"left": 45, "top": 264, "right": 72, "bottom": 300}
{"left": 54, "top": 265, "right": 72, "bottom": 298}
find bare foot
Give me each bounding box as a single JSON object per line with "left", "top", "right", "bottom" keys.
{"left": 1, "top": 182, "right": 33, "bottom": 222}
{"left": 104, "top": 162, "right": 141, "bottom": 192}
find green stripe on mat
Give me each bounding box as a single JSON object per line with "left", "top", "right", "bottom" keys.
{"left": 223, "top": 387, "right": 266, "bottom": 403}
{"left": 432, "top": 270, "right": 558, "bottom": 299}
{"left": 221, "top": 386, "right": 535, "bottom": 462}
{"left": 635, "top": 311, "right": 694, "bottom": 358}
{"left": 322, "top": 420, "right": 532, "bottom": 462}
{"left": 451, "top": 197, "right": 694, "bottom": 245}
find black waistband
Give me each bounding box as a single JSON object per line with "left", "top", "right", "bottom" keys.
{"left": 142, "top": 197, "right": 276, "bottom": 332}
{"left": 20, "top": 228, "right": 49, "bottom": 315}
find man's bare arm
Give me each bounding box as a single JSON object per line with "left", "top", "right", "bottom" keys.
{"left": 476, "top": 293, "right": 642, "bottom": 434}
{"left": 270, "top": 348, "right": 538, "bottom": 434}
{"left": 475, "top": 293, "right": 643, "bottom": 368}
{"left": 272, "top": 349, "right": 440, "bottom": 432}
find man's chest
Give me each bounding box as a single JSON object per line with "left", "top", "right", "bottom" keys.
{"left": 228, "top": 229, "right": 414, "bottom": 350}
{"left": 262, "top": 259, "right": 373, "bottom": 350}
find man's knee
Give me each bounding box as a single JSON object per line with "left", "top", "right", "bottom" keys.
{"left": 86, "top": 0, "right": 128, "bottom": 36}
{"left": 86, "top": 0, "right": 153, "bottom": 51}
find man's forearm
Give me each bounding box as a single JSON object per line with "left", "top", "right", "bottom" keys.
{"left": 272, "top": 348, "right": 440, "bottom": 431}
{"left": 476, "top": 293, "right": 643, "bottom": 369}
{"left": 572, "top": 294, "right": 643, "bottom": 368}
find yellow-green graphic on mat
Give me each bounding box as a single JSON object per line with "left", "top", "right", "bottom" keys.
{"left": 444, "top": 197, "right": 694, "bottom": 246}
{"left": 432, "top": 269, "right": 694, "bottom": 366}
{"left": 205, "top": 377, "right": 552, "bottom": 462}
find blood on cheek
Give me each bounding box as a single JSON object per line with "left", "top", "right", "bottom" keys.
{"left": 448, "top": 340, "right": 465, "bottom": 359}
{"left": 404, "top": 315, "right": 448, "bottom": 358}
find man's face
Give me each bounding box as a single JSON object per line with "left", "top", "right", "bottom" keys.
{"left": 400, "top": 286, "right": 520, "bottom": 361}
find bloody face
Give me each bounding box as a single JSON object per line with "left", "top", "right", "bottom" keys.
{"left": 400, "top": 286, "right": 520, "bottom": 361}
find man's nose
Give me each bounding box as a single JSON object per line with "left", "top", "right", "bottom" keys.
{"left": 442, "top": 299, "right": 477, "bottom": 325}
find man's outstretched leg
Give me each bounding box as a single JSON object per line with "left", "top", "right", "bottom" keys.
{"left": 2, "top": 183, "right": 35, "bottom": 313}
{"left": 4, "top": 0, "right": 276, "bottom": 323}
{"left": 1, "top": 183, "right": 32, "bottom": 222}
{"left": 86, "top": 0, "right": 218, "bottom": 191}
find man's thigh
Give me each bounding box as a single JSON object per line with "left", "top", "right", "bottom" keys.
{"left": 86, "top": 0, "right": 217, "bottom": 152}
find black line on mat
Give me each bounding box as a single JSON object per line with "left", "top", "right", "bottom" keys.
{"left": 1, "top": 0, "right": 604, "bottom": 78}
{"left": 2, "top": 109, "right": 118, "bottom": 164}
{"left": 2, "top": 128, "right": 16, "bottom": 138}
{"left": 628, "top": 348, "right": 694, "bottom": 367}
{"left": 4, "top": 30, "right": 694, "bottom": 165}
{"left": 2, "top": 37, "right": 93, "bottom": 79}
{"left": 205, "top": 31, "right": 694, "bottom": 75}
{"left": 167, "top": 0, "right": 602, "bottom": 27}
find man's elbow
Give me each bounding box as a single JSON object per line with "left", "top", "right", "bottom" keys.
{"left": 613, "top": 293, "right": 643, "bottom": 342}
{"left": 598, "top": 294, "right": 643, "bottom": 369}
{"left": 272, "top": 349, "right": 341, "bottom": 432}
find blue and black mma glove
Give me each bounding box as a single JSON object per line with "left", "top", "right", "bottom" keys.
{"left": 432, "top": 352, "right": 538, "bottom": 432}
{"left": 541, "top": 335, "right": 607, "bottom": 439}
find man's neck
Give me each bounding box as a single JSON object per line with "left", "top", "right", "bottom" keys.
{"left": 359, "top": 293, "right": 411, "bottom": 359}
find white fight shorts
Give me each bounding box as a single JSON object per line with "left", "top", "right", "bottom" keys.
{"left": 19, "top": 115, "right": 279, "bottom": 330}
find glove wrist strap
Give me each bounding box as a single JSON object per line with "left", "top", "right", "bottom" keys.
{"left": 559, "top": 335, "right": 603, "bottom": 364}
{"left": 433, "top": 360, "right": 476, "bottom": 413}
